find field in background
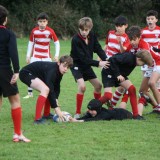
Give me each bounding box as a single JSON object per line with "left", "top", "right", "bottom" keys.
{"left": 0, "top": 38, "right": 160, "bottom": 160}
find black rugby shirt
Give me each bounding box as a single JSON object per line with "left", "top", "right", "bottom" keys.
{"left": 0, "top": 25, "right": 19, "bottom": 73}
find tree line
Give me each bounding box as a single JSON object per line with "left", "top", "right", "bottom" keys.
{"left": 1, "top": 0, "right": 160, "bottom": 39}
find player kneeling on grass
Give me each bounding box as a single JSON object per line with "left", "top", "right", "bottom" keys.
{"left": 69, "top": 99, "right": 133, "bottom": 122}
{"left": 98, "top": 50, "right": 153, "bottom": 120}
{"left": 19, "top": 55, "right": 73, "bottom": 124}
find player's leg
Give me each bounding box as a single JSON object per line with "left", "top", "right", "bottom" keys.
{"left": 9, "top": 94, "right": 31, "bottom": 142}
{"left": 139, "top": 76, "right": 157, "bottom": 107}
{"left": 99, "top": 68, "right": 113, "bottom": 106}
{"left": 111, "top": 86, "right": 125, "bottom": 107}
{"left": 119, "top": 91, "right": 129, "bottom": 109}
{"left": 120, "top": 80, "right": 141, "bottom": 119}
{"left": 30, "top": 78, "right": 49, "bottom": 122}
{"left": 43, "top": 98, "right": 54, "bottom": 119}
{"left": 99, "top": 87, "right": 113, "bottom": 104}
{"left": 149, "top": 71, "right": 160, "bottom": 112}
{"left": 89, "top": 78, "right": 102, "bottom": 99}
{"left": 74, "top": 78, "right": 86, "bottom": 118}
{"left": 23, "top": 87, "right": 33, "bottom": 99}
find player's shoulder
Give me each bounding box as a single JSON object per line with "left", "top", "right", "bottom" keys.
{"left": 108, "top": 30, "right": 115, "bottom": 34}
{"left": 155, "top": 25, "right": 160, "bottom": 30}
{"left": 45, "top": 26, "right": 55, "bottom": 32}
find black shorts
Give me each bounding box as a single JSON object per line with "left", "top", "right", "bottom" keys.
{"left": 70, "top": 67, "right": 97, "bottom": 81}
{"left": 101, "top": 68, "right": 128, "bottom": 88}
{"left": 19, "top": 69, "right": 36, "bottom": 87}
{"left": 0, "top": 68, "right": 19, "bottom": 97}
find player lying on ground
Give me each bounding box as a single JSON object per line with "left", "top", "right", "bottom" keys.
{"left": 69, "top": 99, "right": 133, "bottom": 122}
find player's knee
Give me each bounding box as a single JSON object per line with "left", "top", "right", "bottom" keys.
{"left": 128, "top": 85, "right": 136, "bottom": 95}
{"left": 148, "top": 80, "right": 155, "bottom": 89}
{"left": 41, "top": 86, "right": 50, "bottom": 96}
{"left": 94, "top": 83, "right": 102, "bottom": 92}
{"left": 79, "top": 85, "right": 86, "bottom": 93}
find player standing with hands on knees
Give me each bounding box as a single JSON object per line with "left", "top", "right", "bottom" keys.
{"left": 70, "top": 17, "right": 109, "bottom": 119}
{"left": 19, "top": 55, "right": 73, "bottom": 124}
{"left": 23, "top": 12, "right": 60, "bottom": 99}
{"left": 0, "top": 5, "right": 30, "bottom": 142}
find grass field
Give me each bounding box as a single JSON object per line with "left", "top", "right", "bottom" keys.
{"left": 0, "top": 38, "right": 160, "bottom": 160}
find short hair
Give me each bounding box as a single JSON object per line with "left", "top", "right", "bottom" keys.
{"left": 127, "top": 26, "right": 141, "bottom": 40}
{"left": 78, "top": 17, "right": 93, "bottom": 30}
{"left": 114, "top": 15, "right": 128, "bottom": 26}
{"left": 59, "top": 55, "right": 73, "bottom": 68}
{"left": 37, "top": 12, "right": 49, "bottom": 20}
{"left": 0, "top": 5, "right": 8, "bottom": 25}
{"left": 146, "top": 10, "right": 158, "bottom": 19}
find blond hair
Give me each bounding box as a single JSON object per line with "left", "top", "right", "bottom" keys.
{"left": 78, "top": 17, "right": 93, "bottom": 30}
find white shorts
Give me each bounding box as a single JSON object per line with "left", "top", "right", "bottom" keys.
{"left": 30, "top": 57, "right": 52, "bottom": 63}
{"left": 144, "top": 70, "right": 153, "bottom": 78}
{"left": 153, "top": 66, "right": 160, "bottom": 74}
{"left": 141, "top": 64, "right": 148, "bottom": 71}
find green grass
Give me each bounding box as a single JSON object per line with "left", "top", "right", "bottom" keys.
{"left": 0, "top": 38, "right": 160, "bottom": 160}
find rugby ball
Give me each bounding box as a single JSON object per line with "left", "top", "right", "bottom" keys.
{"left": 53, "top": 111, "right": 72, "bottom": 122}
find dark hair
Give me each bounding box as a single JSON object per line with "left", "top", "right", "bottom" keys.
{"left": 146, "top": 10, "right": 158, "bottom": 19}
{"left": 114, "top": 15, "right": 128, "bottom": 26}
{"left": 127, "top": 26, "right": 141, "bottom": 40}
{"left": 87, "top": 99, "right": 102, "bottom": 114}
{"left": 0, "top": 5, "right": 8, "bottom": 25}
{"left": 59, "top": 55, "right": 73, "bottom": 68}
{"left": 37, "top": 12, "right": 49, "bottom": 20}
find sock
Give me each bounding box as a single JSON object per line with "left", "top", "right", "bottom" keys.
{"left": 28, "top": 87, "right": 33, "bottom": 95}
{"left": 11, "top": 107, "right": 22, "bottom": 135}
{"left": 128, "top": 85, "right": 138, "bottom": 116}
{"left": 43, "top": 98, "right": 50, "bottom": 117}
{"left": 94, "top": 92, "right": 101, "bottom": 99}
{"left": 35, "top": 95, "right": 47, "bottom": 120}
{"left": 138, "top": 97, "right": 146, "bottom": 105}
{"left": 76, "top": 94, "right": 84, "bottom": 114}
{"left": 121, "top": 91, "right": 129, "bottom": 103}
{"left": 99, "top": 92, "right": 112, "bottom": 104}
{"left": 111, "top": 89, "right": 123, "bottom": 107}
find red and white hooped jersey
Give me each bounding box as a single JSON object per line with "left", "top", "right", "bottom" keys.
{"left": 105, "top": 30, "right": 130, "bottom": 57}
{"left": 127, "top": 38, "right": 160, "bottom": 66}
{"left": 27, "top": 26, "right": 59, "bottom": 59}
{"left": 127, "top": 38, "right": 150, "bottom": 53}
{"left": 141, "top": 26, "right": 160, "bottom": 48}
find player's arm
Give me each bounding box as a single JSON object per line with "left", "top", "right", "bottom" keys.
{"left": 53, "top": 40, "right": 60, "bottom": 62}
{"left": 26, "top": 41, "right": 34, "bottom": 64}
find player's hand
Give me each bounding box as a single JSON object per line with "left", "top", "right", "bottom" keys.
{"left": 69, "top": 117, "right": 84, "bottom": 122}
{"left": 54, "top": 107, "right": 65, "bottom": 122}
{"left": 26, "top": 57, "right": 30, "bottom": 64}
{"left": 117, "top": 75, "right": 125, "bottom": 82}
{"left": 10, "top": 73, "right": 19, "bottom": 84}
{"left": 99, "top": 61, "right": 110, "bottom": 69}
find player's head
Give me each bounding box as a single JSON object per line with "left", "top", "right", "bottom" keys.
{"left": 114, "top": 15, "right": 128, "bottom": 34}
{"left": 136, "top": 50, "right": 153, "bottom": 67}
{"left": 78, "top": 17, "right": 93, "bottom": 39}
{"left": 127, "top": 26, "right": 141, "bottom": 48}
{"left": 87, "top": 99, "right": 102, "bottom": 116}
{"left": 37, "top": 12, "right": 49, "bottom": 29}
{"left": 58, "top": 55, "right": 73, "bottom": 74}
{"left": 0, "top": 5, "right": 8, "bottom": 25}
{"left": 146, "top": 10, "right": 158, "bottom": 29}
